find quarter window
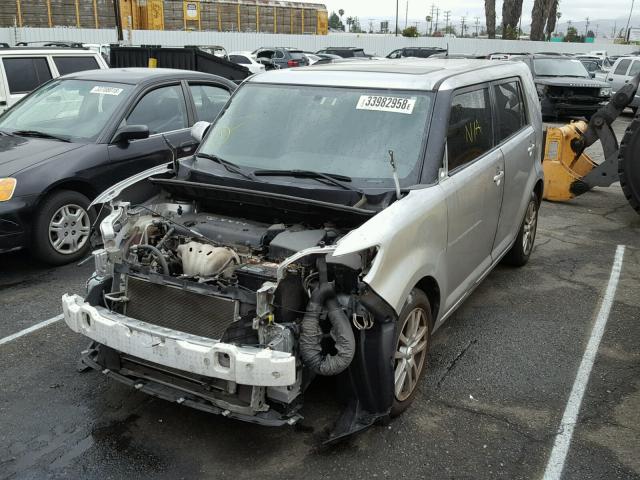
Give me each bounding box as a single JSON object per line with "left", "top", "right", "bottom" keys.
{"left": 126, "top": 85, "right": 187, "bottom": 135}
{"left": 446, "top": 88, "right": 493, "bottom": 172}
{"left": 53, "top": 56, "right": 99, "bottom": 75}
{"left": 493, "top": 81, "right": 527, "bottom": 142}
{"left": 2, "top": 57, "right": 52, "bottom": 94}
{"left": 189, "top": 84, "right": 230, "bottom": 122}
{"left": 614, "top": 59, "right": 631, "bottom": 75}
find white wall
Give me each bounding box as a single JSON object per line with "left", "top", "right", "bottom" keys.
{"left": 0, "top": 27, "right": 636, "bottom": 57}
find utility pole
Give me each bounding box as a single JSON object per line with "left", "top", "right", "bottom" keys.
{"left": 612, "top": 21, "right": 617, "bottom": 39}
{"left": 460, "top": 16, "right": 466, "bottom": 37}
{"left": 395, "top": 0, "right": 399, "bottom": 36}
{"left": 429, "top": 4, "right": 436, "bottom": 35}
{"left": 474, "top": 16, "right": 480, "bottom": 37}
{"left": 595, "top": 24, "right": 599, "bottom": 37}
{"left": 585, "top": 16, "right": 590, "bottom": 36}
{"left": 624, "top": 0, "right": 635, "bottom": 42}
{"left": 444, "top": 10, "right": 451, "bottom": 34}
{"left": 113, "top": 0, "right": 123, "bottom": 42}
{"left": 405, "top": 0, "right": 409, "bottom": 29}
{"left": 434, "top": 7, "right": 440, "bottom": 33}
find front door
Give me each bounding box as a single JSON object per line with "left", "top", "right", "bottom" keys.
{"left": 105, "top": 83, "right": 196, "bottom": 192}
{"left": 608, "top": 58, "right": 632, "bottom": 94}
{"left": 440, "top": 86, "right": 505, "bottom": 312}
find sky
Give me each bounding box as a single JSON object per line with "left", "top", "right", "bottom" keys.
{"left": 323, "top": 0, "right": 637, "bottom": 32}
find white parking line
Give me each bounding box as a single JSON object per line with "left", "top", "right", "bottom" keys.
{"left": 0, "top": 314, "right": 64, "bottom": 346}
{"left": 542, "top": 244, "right": 625, "bottom": 480}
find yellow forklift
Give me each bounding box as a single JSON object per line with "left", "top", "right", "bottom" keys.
{"left": 542, "top": 72, "right": 640, "bottom": 213}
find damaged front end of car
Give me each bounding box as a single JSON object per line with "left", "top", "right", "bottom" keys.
{"left": 63, "top": 179, "right": 398, "bottom": 441}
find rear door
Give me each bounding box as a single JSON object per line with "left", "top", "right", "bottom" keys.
{"left": 491, "top": 78, "right": 535, "bottom": 258}
{"left": 0, "top": 56, "right": 53, "bottom": 109}
{"left": 607, "top": 58, "right": 632, "bottom": 94}
{"left": 440, "top": 85, "right": 505, "bottom": 311}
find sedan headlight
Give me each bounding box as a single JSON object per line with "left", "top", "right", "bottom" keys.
{"left": 0, "top": 178, "right": 16, "bottom": 201}
{"left": 600, "top": 87, "right": 612, "bottom": 97}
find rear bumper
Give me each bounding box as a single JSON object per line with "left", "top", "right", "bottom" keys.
{"left": 62, "top": 293, "right": 296, "bottom": 387}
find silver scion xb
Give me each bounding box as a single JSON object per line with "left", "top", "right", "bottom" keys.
{"left": 62, "top": 59, "right": 544, "bottom": 441}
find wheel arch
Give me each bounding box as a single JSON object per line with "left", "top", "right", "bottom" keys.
{"left": 533, "top": 178, "right": 544, "bottom": 205}
{"left": 414, "top": 275, "right": 440, "bottom": 322}
{"left": 38, "top": 179, "right": 97, "bottom": 207}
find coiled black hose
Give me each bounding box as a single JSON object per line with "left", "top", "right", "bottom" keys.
{"left": 134, "top": 244, "right": 170, "bottom": 275}
{"left": 299, "top": 262, "right": 355, "bottom": 376}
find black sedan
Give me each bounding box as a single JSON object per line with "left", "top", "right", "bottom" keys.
{"left": 0, "top": 68, "right": 235, "bottom": 264}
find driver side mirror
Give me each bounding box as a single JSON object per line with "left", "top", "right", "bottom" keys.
{"left": 191, "top": 121, "right": 211, "bottom": 142}
{"left": 112, "top": 124, "right": 149, "bottom": 144}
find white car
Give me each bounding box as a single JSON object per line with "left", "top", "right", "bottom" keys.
{"left": 228, "top": 51, "right": 266, "bottom": 74}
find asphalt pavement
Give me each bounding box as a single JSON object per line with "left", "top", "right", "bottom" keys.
{"left": 1, "top": 115, "right": 639, "bottom": 480}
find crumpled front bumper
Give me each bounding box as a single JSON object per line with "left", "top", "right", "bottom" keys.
{"left": 62, "top": 294, "right": 296, "bottom": 387}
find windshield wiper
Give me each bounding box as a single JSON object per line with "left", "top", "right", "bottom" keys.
{"left": 195, "top": 153, "right": 261, "bottom": 182}
{"left": 12, "top": 130, "right": 70, "bottom": 142}
{"left": 253, "top": 169, "right": 364, "bottom": 196}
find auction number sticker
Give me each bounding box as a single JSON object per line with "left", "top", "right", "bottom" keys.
{"left": 356, "top": 95, "right": 416, "bottom": 114}
{"left": 90, "top": 86, "right": 123, "bottom": 96}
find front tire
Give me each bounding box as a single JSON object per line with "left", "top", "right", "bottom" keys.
{"left": 503, "top": 191, "right": 539, "bottom": 267}
{"left": 390, "top": 289, "right": 433, "bottom": 417}
{"left": 31, "top": 190, "right": 94, "bottom": 265}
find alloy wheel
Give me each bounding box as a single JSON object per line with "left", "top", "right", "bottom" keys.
{"left": 394, "top": 307, "right": 429, "bottom": 401}
{"left": 522, "top": 200, "right": 538, "bottom": 256}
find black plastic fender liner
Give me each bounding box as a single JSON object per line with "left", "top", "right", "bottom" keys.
{"left": 619, "top": 113, "right": 640, "bottom": 214}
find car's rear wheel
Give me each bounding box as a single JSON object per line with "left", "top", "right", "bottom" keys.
{"left": 390, "top": 289, "right": 432, "bottom": 417}
{"left": 31, "top": 190, "right": 94, "bottom": 265}
{"left": 503, "top": 191, "right": 539, "bottom": 267}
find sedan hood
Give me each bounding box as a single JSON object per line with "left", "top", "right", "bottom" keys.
{"left": 535, "top": 77, "right": 609, "bottom": 88}
{"left": 0, "top": 134, "right": 84, "bottom": 176}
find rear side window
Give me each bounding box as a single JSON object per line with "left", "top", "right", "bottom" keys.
{"left": 493, "top": 81, "right": 527, "bottom": 142}
{"left": 447, "top": 88, "right": 494, "bottom": 172}
{"left": 2, "top": 57, "right": 52, "bottom": 94}
{"left": 353, "top": 50, "right": 366, "bottom": 57}
{"left": 628, "top": 60, "right": 640, "bottom": 77}
{"left": 229, "top": 55, "right": 250, "bottom": 64}
{"left": 290, "top": 52, "right": 305, "bottom": 60}
{"left": 189, "top": 84, "right": 231, "bottom": 122}
{"left": 614, "top": 59, "right": 631, "bottom": 75}
{"left": 53, "top": 56, "right": 99, "bottom": 75}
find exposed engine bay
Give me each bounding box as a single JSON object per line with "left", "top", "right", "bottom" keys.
{"left": 65, "top": 188, "right": 398, "bottom": 440}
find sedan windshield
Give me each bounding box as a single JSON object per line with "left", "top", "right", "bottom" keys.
{"left": 0, "top": 79, "right": 133, "bottom": 142}
{"left": 534, "top": 58, "right": 590, "bottom": 78}
{"left": 198, "top": 84, "right": 433, "bottom": 187}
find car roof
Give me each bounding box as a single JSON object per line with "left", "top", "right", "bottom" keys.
{"left": 248, "top": 58, "right": 531, "bottom": 91}
{"left": 229, "top": 51, "right": 253, "bottom": 56}
{"left": 323, "top": 47, "right": 365, "bottom": 50}
{"left": 60, "top": 67, "right": 226, "bottom": 85}
{"left": 0, "top": 47, "right": 100, "bottom": 55}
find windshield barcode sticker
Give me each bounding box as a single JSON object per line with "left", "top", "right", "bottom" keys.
{"left": 356, "top": 95, "right": 416, "bottom": 114}
{"left": 90, "top": 86, "right": 123, "bottom": 96}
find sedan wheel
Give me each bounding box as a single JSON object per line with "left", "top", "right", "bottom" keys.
{"left": 390, "top": 288, "right": 433, "bottom": 417}
{"left": 522, "top": 200, "right": 538, "bottom": 256}
{"left": 48, "top": 203, "right": 91, "bottom": 254}
{"left": 394, "top": 307, "right": 429, "bottom": 401}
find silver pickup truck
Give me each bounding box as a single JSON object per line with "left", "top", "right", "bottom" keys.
{"left": 63, "top": 59, "right": 544, "bottom": 441}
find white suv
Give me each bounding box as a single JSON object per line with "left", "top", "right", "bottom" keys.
{"left": 606, "top": 56, "right": 640, "bottom": 114}
{"left": 0, "top": 47, "right": 108, "bottom": 112}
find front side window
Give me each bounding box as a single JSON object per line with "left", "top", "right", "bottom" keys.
{"left": 126, "top": 85, "right": 187, "bottom": 135}
{"left": 53, "top": 56, "right": 100, "bottom": 75}
{"left": 628, "top": 60, "right": 640, "bottom": 77}
{"left": 493, "top": 81, "right": 527, "bottom": 142}
{"left": 388, "top": 50, "right": 401, "bottom": 59}
{"left": 0, "top": 79, "right": 132, "bottom": 142}
{"left": 2, "top": 57, "right": 52, "bottom": 94}
{"left": 446, "top": 87, "right": 493, "bottom": 172}
{"left": 199, "top": 84, "right": 433, "bottom": 187}
{"left": 189, "top": 84, "right": 230, "bottom": 122}
{"left": 614, "top": 59, "right": 631, "bottom": 76}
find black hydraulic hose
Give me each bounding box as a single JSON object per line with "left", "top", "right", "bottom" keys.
{"left": 299, "top": 280, "right": 356, "bottom": 376}
{"left": 135, "top": 244, "right": 169, "bottom": 275}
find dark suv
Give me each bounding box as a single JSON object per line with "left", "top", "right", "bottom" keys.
{"left": 316, "top": 47, "right": 371, "bottom": 58}
{"left": 252, "top": 47, "right": 309, "bottom": 69}
{"left": 511, "top": 54, "right": 611, "bottom": 119}
{"left": 386, "top": 47, "right": 447, "bottom": 59}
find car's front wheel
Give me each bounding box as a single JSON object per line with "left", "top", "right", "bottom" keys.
{"left": 31, "top": 190, "right": 94, "bottom": 265}
{"left": 390, "top": 288, "right": 433, "bottom": 417}
{"left": 503, "top": 191, "right": 539, "bottom": 267}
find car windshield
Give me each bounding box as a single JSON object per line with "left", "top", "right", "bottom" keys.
{"left": 198, "top": 84, "right": 433, "bottom": 187}
{"left": 0, "top": 79, "right": 133, "bottom": 142}
{"left": 534, "top": 58, "right": 590, "bottom": 78}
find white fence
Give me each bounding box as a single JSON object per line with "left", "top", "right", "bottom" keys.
{"left": 0, "top": 27, "right": 636, "bottom": 57}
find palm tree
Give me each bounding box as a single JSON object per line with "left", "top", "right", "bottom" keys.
{"left": 545, "top": 5, "right": 560, "bottom": 39}
{"left": 530, "top": 0, "right": 548, "bottom": 40}
{"left": 485, "top": 0, "right": 496, "bottom": 38}
{"left": 501, "top": 0, "right": 524, "bottom": 39}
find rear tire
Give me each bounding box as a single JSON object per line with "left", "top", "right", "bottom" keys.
{"left": 390, "top": 289, "right": 432, "bottom": 418}
{"left": 31, "top": 190, "right": 94, "bottom": 265}
{"left": 619, "top": 114, "right": 640, "bottom": 213}
{"left": 503, "top": 191, "right": 539, "bottom": 267}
